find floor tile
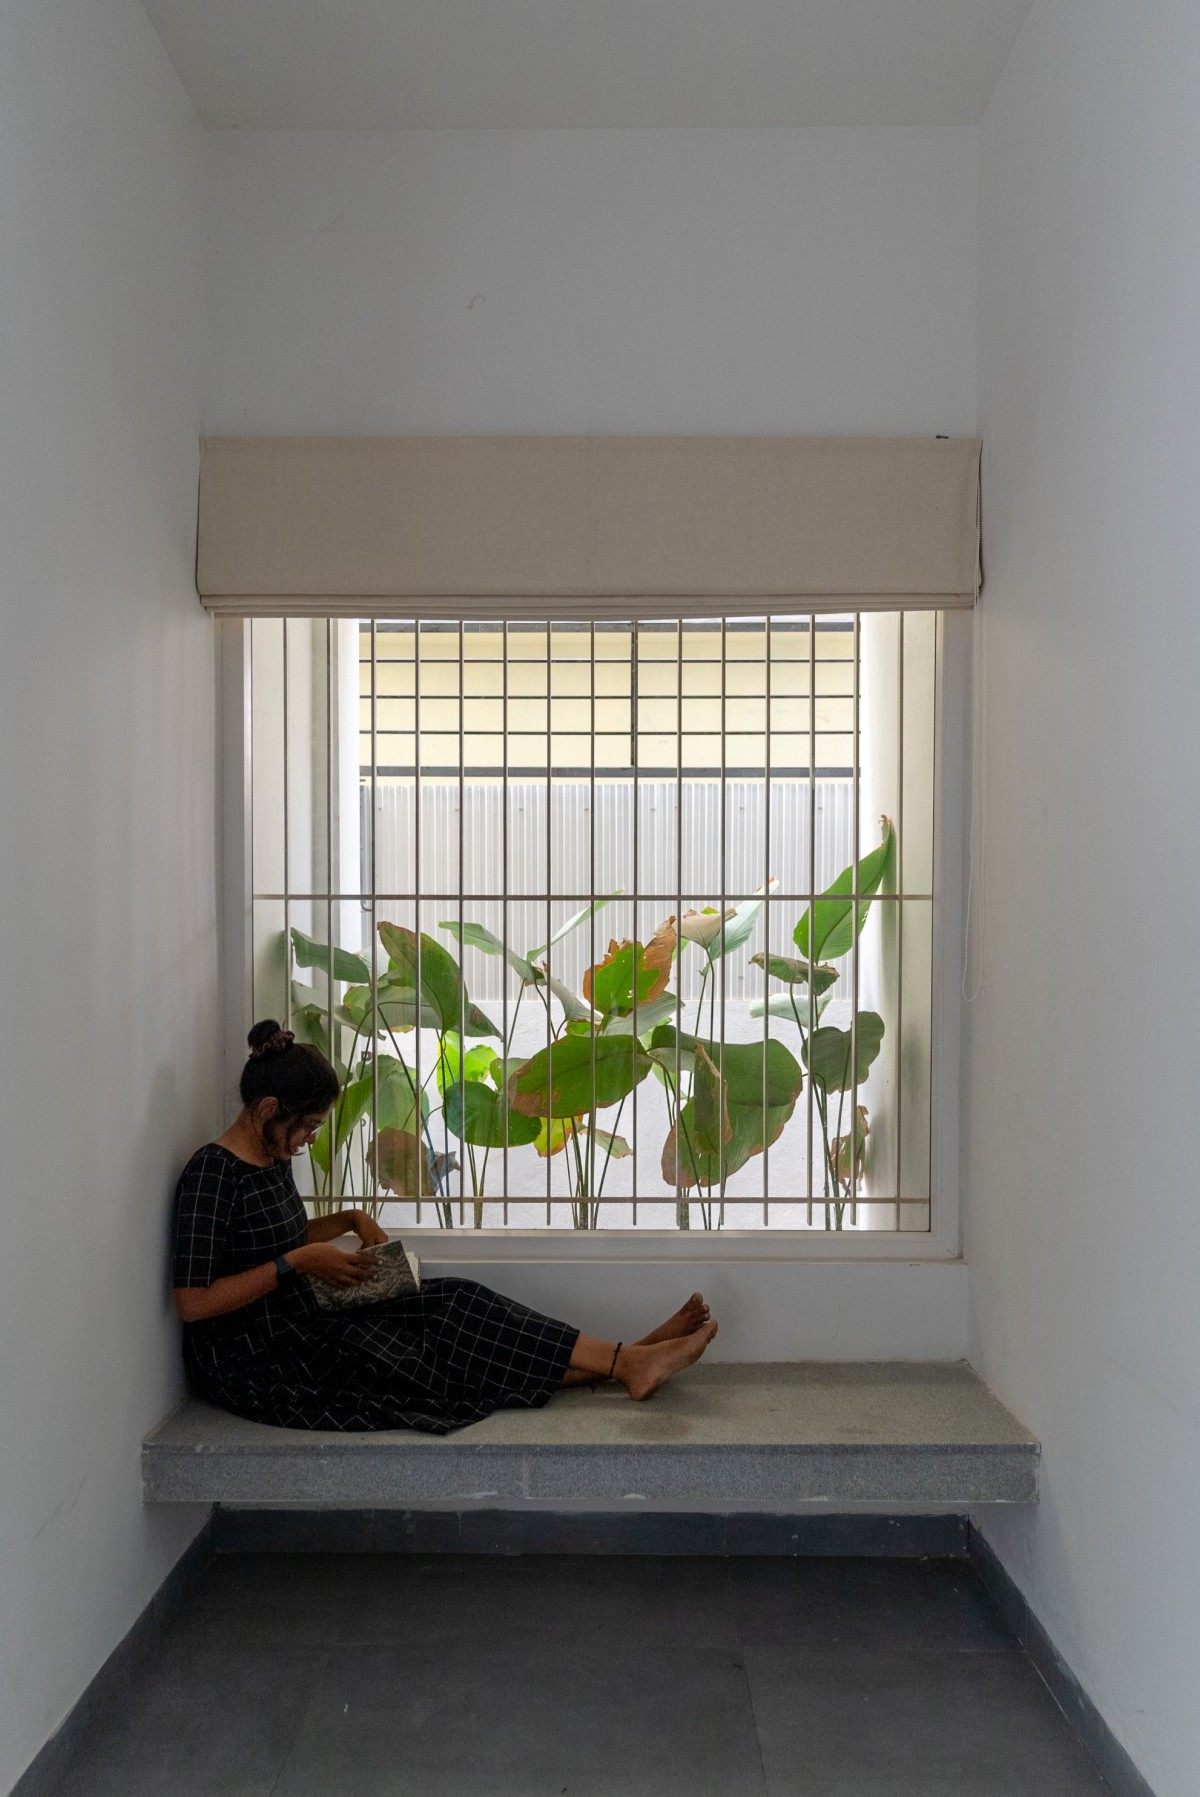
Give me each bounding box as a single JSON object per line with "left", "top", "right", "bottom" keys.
{"left": 730, "top": 1557, "right": 1015, "bottom": 1652}
{"left": 273, "top": 1636, "right": 767, "bottom": 1797}
{"left": 191, "top": 1552, "right": 739, "bottom": 1653}
{"left": 744, "top": 1645, "right": 1109, "bottom": 1796}
{"left": 52, "top": 1635, "right": 323, "bottom": 1797}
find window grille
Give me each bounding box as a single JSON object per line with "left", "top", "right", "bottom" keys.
{"left": 248, "top": 614, "right": 938, "bottom": 1234}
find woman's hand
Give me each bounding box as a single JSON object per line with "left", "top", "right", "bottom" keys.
{"left": 348, "top": 1209, "right": 389, "bottom": 1249}
{"left": 289, "top": 1242, "right": 378, "bottom": 1286}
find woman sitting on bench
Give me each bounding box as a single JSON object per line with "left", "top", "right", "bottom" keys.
{"left": 172, "top": 1020, "right": 718, "bottom": 1433}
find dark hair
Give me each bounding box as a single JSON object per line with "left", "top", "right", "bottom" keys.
{"left": 239, "top": 1019, "right": 339, "bottom": 1125}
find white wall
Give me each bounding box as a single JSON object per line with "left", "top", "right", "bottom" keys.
{"left": 202, "top": 127, "right": 977, "bottom": 436}
{"left": 968, "top": 5, "right": 1200, "bottom": 1793}
{"left": 0, "top": 3, "right": 216, "bottom": 1790}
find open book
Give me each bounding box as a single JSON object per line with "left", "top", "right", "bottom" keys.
{"left": 307, "top": 1237, "right": 421, "bottom": 1310}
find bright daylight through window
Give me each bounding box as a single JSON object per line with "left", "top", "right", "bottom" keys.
{"left": 247, "top": 614, "right": 939, "bottom": 1234}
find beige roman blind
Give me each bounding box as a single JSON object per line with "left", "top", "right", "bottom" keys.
{"left": 196, "top": 435, "right": 981, "bottom": 617}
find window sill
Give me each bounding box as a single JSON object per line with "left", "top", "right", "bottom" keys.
{"left": 395, "top": 1228, "right": 960, "bottom": 1264}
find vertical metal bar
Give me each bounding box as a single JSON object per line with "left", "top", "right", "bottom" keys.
{"left": 588, "top": 616, "right": 597, "bottom": 1226}
{"left": 718, "top": 615, "right": 728, "bottom": 1225}
{"left": 458, "top": 621, "right": 466, "bottom": 1224}
{"left": 545, "top": 622, "right": 552, "bottom": 1227}
{"left": 239, "top": 622, "right": 256, "bottom": 1088}
{"left": 414, "top": 621, "right": 423, "bottom": 1226}
{"left": 369, "top": 621, "right": 379, "bottom": 1215}
{"left": 926, "top": 611, "right": 940, "bottom": 1231}
{"left": 501, "top": 618, "right": 510, "bottom": 1225}
{"left": 674, "top": 617, "right": 684, "bottom": 1231}
{"left": 805, "top": 615, "right": 816, "bottom": 1225}
{"left": 326, "top": 619, "right": 337, "bottom": 1203}
{"left": 762, "top": 615, "right": 772, "bottom": 1228}
{"left": 282, "top": 621, "right": 291, "bottom": 1038}
{"left": 630, "top": 621, "right": 640, "bottom": 1222}
{"left": 849, "top": 613, "right": 861, "bottom": 1226}
{"left": 895, "top": 611, "right": 905, "bottom": 1232}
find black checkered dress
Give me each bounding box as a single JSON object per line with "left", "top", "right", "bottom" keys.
{"left": 173, "top": 1145, "right": 579, "bottom": 1433}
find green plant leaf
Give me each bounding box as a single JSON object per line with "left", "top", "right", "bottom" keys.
{"left": 436, "top": 1032, "right": 501, "bottom": 1097}
{"left": 443, "top": 1079, "right": 541, "bottom": 1149}
{"left": 792, "top": 822, "right": 895, "bottom": 963}
{"left": 750, "top": 953, "right": 840, "bottom": 993}
{"left": 652, "top": 1025, "right": 804, "bottom": 1190}
{"left": 802, "top": 1012, "right": 885, "bottom": 1094}
{"left": 748, "top": 990, "right": 834, "bottom": 1026}
{"left": 508, "top": 1034, "right": 652, "bottom": 1120}
{"left": 529, "top": 967, "right": 594, "bottom": 1025}
{"left": 600, "top": 994, "right": 679, "bottom": 1037}
{"left": 528, "top": 893, "right": 621, "bottom": 961}
{"left": 583, "top": 918, "right": 675, "bottom": 1018}
{"left": 342, "top": 979, "right": 438, "bottom": 1035}
{"left": 330, "top": 1071, "right": 373, "bottom": 1151}
{"left": 663, "top": 1043, "right": 731, "bottom": 1178}
{"left": 289, "top": 927, "right": 371, "bottom": 985}
{"left": 588, "top": 1127, "right": 632, "bottom": 1160}
{"left": 439, "top": 921, "right": 537, "bottom": 986}
{"left": 649, "top": 1026, "right": 802, "bottom": 1108}
{"left": 360, "top": 926, "right": 501, "bottom": 1038}
{"left": 374, "top": 1055, "right": 428, "bottom": 1134}
{"left": 309, "top": 1121, "right": 331, "bottom": 1176}
{"left": 702, "top": 878, "right": 777, "bottom": 962}
{"left": 487, "top": 1054, "right": 524, "bottom": 1091}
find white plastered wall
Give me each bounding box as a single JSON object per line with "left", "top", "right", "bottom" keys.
{"left": 968, "top": 4, "right": 1200, "bottom": 1793}
{"left": 0, "top": 3, "right": 216, "bottom": 1789}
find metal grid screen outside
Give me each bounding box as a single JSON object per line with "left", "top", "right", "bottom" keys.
{"left": 248, "top": 614, "right": 938, "bottom": 1233}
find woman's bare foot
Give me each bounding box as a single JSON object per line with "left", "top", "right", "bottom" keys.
{"left": 635, "top": 1292, "right": 710, "bottom": 1347}
{"left": 617, "top": 1320, "right": 719, "bottom": 1401}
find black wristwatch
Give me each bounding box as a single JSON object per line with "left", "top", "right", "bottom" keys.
{"left": 273, "top": 1254, "right": 297, "bottom": 1285}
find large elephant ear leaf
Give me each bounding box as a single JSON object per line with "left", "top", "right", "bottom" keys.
{"left": 507, "top": 1035, "right": 652, "bottom": 1119}
{"left": 802, "top": 1012, "right": 885, "bottom": 1094}
{"left": 656, "top": 1030, "right": 803, "bottom": 1190}
{"left": 443, "top": 1080, "right": 540, "bottom": 1149}
{"left": 583, "top": 917, "right": 676, "bottom": 1017}
{"left": 793, "top": 821, "right": 895, "bottom": 963}
{"left": 750, "top": 954, "right": 840, "bottom": 995}
{"left": 528, "top": 893, "right": 621, "bottom": 962}
{"left": 439, "top": 920, "right": 537, "bottom": 986}
{"left": 662, "top": 1043, "right": 732, "bottom": 1188}
{"left": 704, "top": 879, "right": 777, "bottom": 962}
{"left": 377, "top": 922, "right": 500, "bottom": 1038}
{"left": 370, "top": 1128, "right": 434, "bottom": 1197}
{"left": 290, "top": 927, "right": 371, "bottom": 985}
{"left": 374, "top": 1056, "right": 428, "bottom": 1135}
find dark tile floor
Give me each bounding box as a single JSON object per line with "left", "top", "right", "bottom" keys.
{"left": 50, "top": 1555, "right": 1111, "bottom": 1797}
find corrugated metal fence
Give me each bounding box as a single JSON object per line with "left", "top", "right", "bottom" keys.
{"left": 364, "top": 780, "right": 856, "bottom": 1000}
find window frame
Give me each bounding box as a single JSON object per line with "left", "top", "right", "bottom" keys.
{"left": 217, "top": 611, "right": 968, "bottom": 1263}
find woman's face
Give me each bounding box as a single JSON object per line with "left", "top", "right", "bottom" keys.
{"left": 255, "top": 1100, "right": 332, "bottom": 1160}
{"left": 281, "top": 1110, "right": 332, "bottom": 1159}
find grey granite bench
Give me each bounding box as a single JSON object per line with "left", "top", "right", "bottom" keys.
{"left": 142, "top": 1361, "right": 1038, "bottom": 1507}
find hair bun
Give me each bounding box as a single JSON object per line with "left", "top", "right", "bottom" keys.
{"left": 247, "top": 1019, "right": 296, "bottom": 1058}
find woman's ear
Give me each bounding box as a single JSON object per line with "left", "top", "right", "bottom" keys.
{"left": 252, "top": 1095, "right": 280, "bottom": 1130}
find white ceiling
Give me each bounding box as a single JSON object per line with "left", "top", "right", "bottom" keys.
{"left": 140, "top": 0, "right": 1034, "bottom": 130}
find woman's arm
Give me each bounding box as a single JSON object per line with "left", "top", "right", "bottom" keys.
{"left": 305, "top": 1208, "right": 388, "bottom": 1247}
{"left": 172, "top": 1242, "right": 378, "bottom": 1324}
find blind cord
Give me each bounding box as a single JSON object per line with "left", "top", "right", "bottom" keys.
{"left": 961, "top": 587, "right": 985, "bottom": 1002}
